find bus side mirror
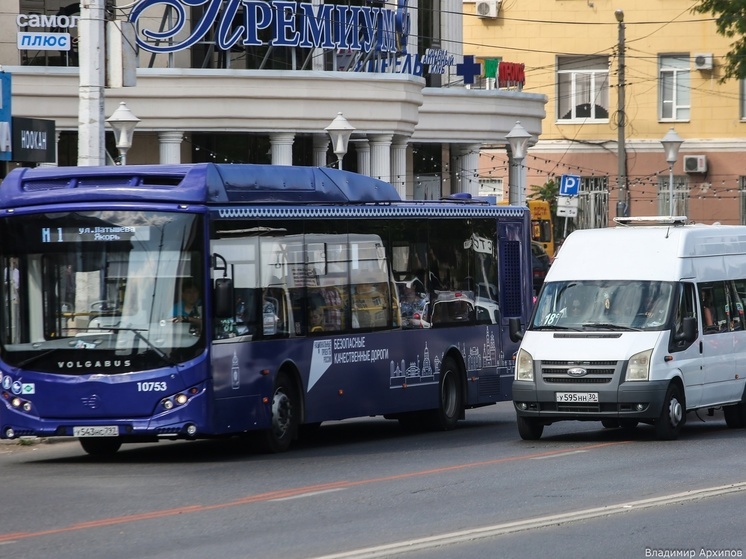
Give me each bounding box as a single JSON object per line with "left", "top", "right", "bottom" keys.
{"left": 214, "top": 278, "right": 233, "bottom": 319}
{"left": 509, "top": 317, "right": 524, "bottom": 343}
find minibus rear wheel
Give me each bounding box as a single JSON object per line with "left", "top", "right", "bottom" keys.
{"left": 724, "top": 392, "right": 746, "bottom": 429}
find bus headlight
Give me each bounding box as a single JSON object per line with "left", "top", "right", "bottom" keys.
{"left": 626, "top": 349, "right": 653, "bottom": 381}
{"left": 515, "top": 349, "right": 534, "bottom": 382}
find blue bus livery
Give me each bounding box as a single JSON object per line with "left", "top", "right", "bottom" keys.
{"left": 0, "top": 163, "right": 532, "bottom": 455}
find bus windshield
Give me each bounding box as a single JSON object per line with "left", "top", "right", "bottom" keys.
{"left": 532, "top": 280, "right": 674, "bottom": 331}
{"left": 0, "top": 210, "right": 205, "bottom": 372}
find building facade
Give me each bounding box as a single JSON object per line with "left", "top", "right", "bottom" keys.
{"left": 0, "top": 0, "right": 547, "bottom": 200}
{"left": 464, "top": 0, "right": 746, "bottom": 226}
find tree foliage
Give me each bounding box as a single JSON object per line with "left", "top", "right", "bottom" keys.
{"left": 529, "top": 179, "right": 570, "bottom": 241}
{"left": 693, "top": 0, "right": 746, "bottom": 81}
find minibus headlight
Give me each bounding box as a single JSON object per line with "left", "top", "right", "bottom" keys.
{"left": 515, "top": 349, "right": 534, "bottom": 382}
{"left": 626, "top": 349, "right": 653, "bottom": 381}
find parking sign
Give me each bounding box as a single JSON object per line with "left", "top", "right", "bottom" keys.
{"left": 560, "top": 174, "right": 580, "bottom": 196}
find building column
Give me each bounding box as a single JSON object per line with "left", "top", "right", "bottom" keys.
{"left": 355, "top": 139, "right": 370, "bottom": 176}
{"left": 391, "top": 136, "right": 409, "bottom": 199}
{"left": 452, "top": 143, "right": 481, "bottom": 196}
{"left": 313, "top": 134, "right": 329, "bottom": 167}
{"left": 369, "top": 134, "right": 393, "bottom": 183}
{"left": 270, "top": 132, "right": 295, "bottom": 166}
{"left": 159, "top": 131, "right": 183, "bottom": 164}
{"left": 441, "top": 0, "right": 463, "bottom": 86}
{"left": 407, "top": 0, "right": 418, "bottom": 60}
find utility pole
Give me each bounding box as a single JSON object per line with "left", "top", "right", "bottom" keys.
{"left": 615, "top": 9, "right": 628, "bottom": 217}
{"left": 78, "top": 0, "right": 106, "bottom": 165}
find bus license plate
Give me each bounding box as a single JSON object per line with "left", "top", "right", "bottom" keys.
{"left": 555, "top": 392, "right": 598, "bottom": 403}
{"left": 73, "top": 426, "right": 118, "bottom": 437}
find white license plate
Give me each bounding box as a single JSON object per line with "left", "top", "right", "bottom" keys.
{"left": 555, "top": 392, "right": 599, "bottom": 403}
{"left": 73, "top": 426, "right": 118, "bottom": 437}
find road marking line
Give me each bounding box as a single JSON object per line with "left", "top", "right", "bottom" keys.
{"left": 530, "top": 450, "right": 589, "bottom": 459}
{"left": 309, "top": 482, "right": 746, "bottom": 559}
{"left": 270, "top": 488, "right": 347, "bottom": 501}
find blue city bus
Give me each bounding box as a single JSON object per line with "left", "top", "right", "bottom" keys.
{"left": 0, "top": 163, "right": 532, "bottom": 455}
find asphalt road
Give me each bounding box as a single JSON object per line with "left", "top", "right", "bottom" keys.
{"left": 1, "top": 402, "right": 744, "bottom": 559}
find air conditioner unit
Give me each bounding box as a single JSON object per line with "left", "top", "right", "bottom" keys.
{"left": 476, "top": 0, "right": 499, "bottom": 18}
{"left": 684, "top": 155, "right": 707, "bottom": 173}
{"left": 693, "top": 53, "right": 713, "bottom": 71}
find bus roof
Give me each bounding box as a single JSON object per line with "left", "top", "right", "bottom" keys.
{"left": 0, "top": 163, "right": 401, "bottom": 207}
{"left": 0, "top": 164, "right": 528, "bottom": 219}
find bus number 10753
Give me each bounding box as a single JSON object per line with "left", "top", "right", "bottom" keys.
{"left": 137, "top": 381, "right": 167, "bottom": 392}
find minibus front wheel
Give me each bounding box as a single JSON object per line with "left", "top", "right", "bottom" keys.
{"left": 655, "top": 382, "right": 685, "bottom": 440}
{"left": 516, "top": 415, "right": 544, "bottom": 440}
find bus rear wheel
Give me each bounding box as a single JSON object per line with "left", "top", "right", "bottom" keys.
{"left": 259, "top": 371, "right": 299, "bottom": 453}
{"left": 79, "top": 437, "right": 122, "bottom": 457}
{"left": 431, "top": 357, "right": 463, "bottom": 431}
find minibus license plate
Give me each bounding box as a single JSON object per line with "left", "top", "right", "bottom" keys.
{"left": 555, "top": 392, "right": 598, "bottom": 403}
{"left": 73, "top": 426, "right": 118, "bottom": 437}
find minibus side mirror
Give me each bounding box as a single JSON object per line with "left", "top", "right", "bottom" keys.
{"left": 509, "top": 317, "right": 524, "bottom": 342}
{"left": 214, "top": 278, "right": 233, "bottom": 319}
{"left": 675, "top": 316, "right": 697, "bottom": 343}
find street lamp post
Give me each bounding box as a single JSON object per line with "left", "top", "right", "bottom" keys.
{"left": 660, "top": 127, "right": 684, "bottom": 217}
{"left": 106, "top": 102, "right": 140, "bottom": 165}
{"left": 506, "top": 120, "right": 532, "bottom": 206}
{"left": 325, "top": 112, "right": 355, "bottom": 170}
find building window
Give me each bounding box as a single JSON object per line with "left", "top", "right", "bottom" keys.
{"left": 557, "top": 56, "right": 610, "bottom": 122}
{"left": 659, "top": 56, "right": 690, "bottom": 121}
{"left": 657, "top": 174, "right": 689, "bottom": 216}
{"left": 741, "top": 80, "right": 746, "bottom": 120}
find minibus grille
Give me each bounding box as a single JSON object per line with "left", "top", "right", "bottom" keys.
{"left": 540, "top": 360, "right": 618, "bottom": 384}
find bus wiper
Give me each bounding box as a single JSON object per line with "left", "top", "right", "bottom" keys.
{"left": 582, "top": 322, "right": 641, "bottom": 332}
{"left": 107, "top": 327, "right": 177, "bottom": 367}
{"left": 16, "top": 348, "right": 63, "bottom": 369}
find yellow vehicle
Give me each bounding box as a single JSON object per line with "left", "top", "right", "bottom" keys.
{"left": 528, "top": 200, "right": 554, "bottom": 257}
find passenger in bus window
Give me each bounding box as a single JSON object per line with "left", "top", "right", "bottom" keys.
{"left": 309, "top": 304, "right": 324, "bottom": 333}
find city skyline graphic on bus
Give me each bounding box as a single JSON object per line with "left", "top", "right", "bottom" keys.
{"left": 389, "top": 328, "right": 499, "bottom": 389}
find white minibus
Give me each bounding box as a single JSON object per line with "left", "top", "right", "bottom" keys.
{"left": 509, "top": 217, "right": 746, "bottom": 440}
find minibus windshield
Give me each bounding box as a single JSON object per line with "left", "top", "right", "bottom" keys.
{"left": 532, "top": 280, "right": 674, "bottom": 331}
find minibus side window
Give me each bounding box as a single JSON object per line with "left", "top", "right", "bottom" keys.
{"left": 728, "top": 280, "right": 745, "bottom": 331}
{"left": 700, "top": 282, "right": 731, "bottom": 334}
{"left": 671, "top": 282, "right": 697, "bottom": 352}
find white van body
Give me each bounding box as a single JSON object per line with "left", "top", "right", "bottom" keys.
{"left": 512, "top": 218, "right": 746, "bottom": 440}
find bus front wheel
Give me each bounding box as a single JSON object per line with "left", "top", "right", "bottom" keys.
{"left": 259, "top": 371, "right": 299, "bottom": 453}
{"left": 79, "top": 437, "right": 122, "bottom": 457}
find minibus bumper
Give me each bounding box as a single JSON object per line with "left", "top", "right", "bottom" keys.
{"left": 512, "top": 379, "right": 671, "bottom": 421}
